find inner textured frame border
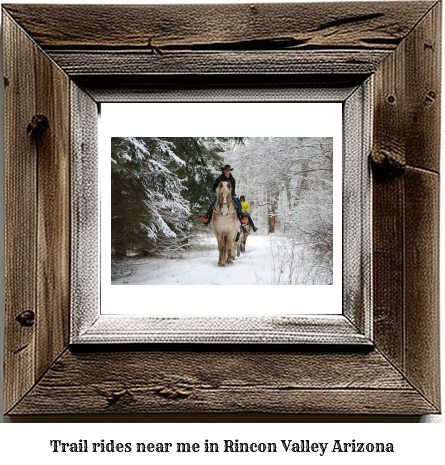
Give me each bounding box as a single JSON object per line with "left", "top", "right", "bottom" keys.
{"left": 71, "top": 83, "right": 372, "bottom": 345}
{"left": 3, "top": 2, "right": 440, "bottom": 415}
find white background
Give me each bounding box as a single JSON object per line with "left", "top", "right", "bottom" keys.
{"left": 0, "top": 0, "right": 444, "bottom": 456}
{"left": 101, "top": 102, "right": 343, "bottom": 315}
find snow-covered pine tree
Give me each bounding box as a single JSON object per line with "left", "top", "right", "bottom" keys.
{"left": 164, "top": 137, "right": 228, "bottom": 223}
{"left": 111, "top": 137, "right": 191, "bottom": 258}
{"left": 111, "top": 137, "right": 244, "bottom": 258}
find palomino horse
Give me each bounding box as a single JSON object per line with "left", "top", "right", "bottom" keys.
{"left": 211, "top": 181, "right": 240, "bottom": 267}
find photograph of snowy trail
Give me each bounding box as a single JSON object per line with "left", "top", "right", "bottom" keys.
{"left": 111, "top": 137, "right": 333, "bottom": 286}
{"left": 112, "top": 234, "right": 324, "bottom": 285}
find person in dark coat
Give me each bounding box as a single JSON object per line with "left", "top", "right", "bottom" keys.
{"left": 201, "top": 165, "right": 248, "bottom": 226}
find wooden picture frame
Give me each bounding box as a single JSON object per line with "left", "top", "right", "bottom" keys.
{"left": 73, "top": 88, "right": 370, "bottom": 346}
{"left": 2, "top": 2, "right": 440, "bottom": 415}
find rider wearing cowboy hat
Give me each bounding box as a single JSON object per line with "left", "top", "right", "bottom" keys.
{"left": 201, "top": 164, "right": 248, "bottom": 226}
{"left": 240, "top": 195, "right": 258, "bottom": 232}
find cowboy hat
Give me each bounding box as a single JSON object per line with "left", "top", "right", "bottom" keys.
{"left": 221, "top": 164, "right": 233, "bottom": 171}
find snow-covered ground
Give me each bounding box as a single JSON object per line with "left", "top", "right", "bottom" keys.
{"left": 112, "top": 234, "right": 328, "bottom": 285}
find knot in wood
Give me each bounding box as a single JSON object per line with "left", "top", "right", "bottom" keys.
{"left": 27, "top": 115, "right": 49, "bottom": 140}
{"left": 105, "top": 390, "right": 128, "bottom": 405}
{"left": 370, "top": 149, "right": 405, "bottom": 177}
{"left": 154, "top": 386, "right": 191, "bottom": 400}
{"left": 16, "top": 310, "right": 35, "bottom": 327}
{"left": 424, "top": 90, "right": 436, "bottom": 105}
{"left": 96, "top": 385, "right": 130, "bottom": 405}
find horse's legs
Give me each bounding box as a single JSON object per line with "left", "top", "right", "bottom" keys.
{"left": 224, "top": 234, "right": 234, "bottom": 264}
{"left": 217, "top": 235, "right": 226, "bottom": 267}
{"left": 226, "top": 235, "right": 235, "bottom": 264}
{"left": 232, "top": 231, "right": 239, "bottom": 259}
{"left": 241, "top": 228, "right": 249, "bottom": 252}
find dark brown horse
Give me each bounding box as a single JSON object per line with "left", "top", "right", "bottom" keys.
{"left": 236, "top": 223, "right": 252, "bottom": 256}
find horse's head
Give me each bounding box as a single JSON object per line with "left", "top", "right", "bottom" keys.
{"left": 217, "top": 181, "right": 231, "bottom": 205}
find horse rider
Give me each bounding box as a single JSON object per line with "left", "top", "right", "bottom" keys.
{"left": 240, "top": 195, "right": 258, "bottom": 232}
{"left": 201, "top": 164, "right": 249, "bottom": 227}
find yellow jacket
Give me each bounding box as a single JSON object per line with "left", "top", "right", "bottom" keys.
{"left": 240, "top": 200, "right": 250, "bottom": 213}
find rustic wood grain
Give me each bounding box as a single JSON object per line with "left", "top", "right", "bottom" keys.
{"left": 8, "top": 349, "right": 438, "bottom": 415}
{"left": 404, "top": 2, "right": 441, "bottom": 172}
{"left": 404, "top": 168, "right": 440, "bottom": 409}
{"left": 372, "top": 175, "right": 405, "bottom": 369}
{"left": 372, "top": 3, "right": 441, "bottom": 411}
{"left": 70, "top": 83, "right": 99, "bottom": 340}
{"left": 3, "top": 12, "right": 37, "bottom": 414}
{"left": 47, "top": 50, "right": 391, "bottom": 76}
{"left": 372, "top": 2, "right": 441, "bottom": 172}
{"left": 3, "top": 10, "right": 71, "bottom": 412}
{"left": 2, "top": 3, "right": 435, "bottom": 50}
{"left": 372, "top": 4, "right": 419, "bottom": 368}
{"left": 35, "top": 44, "right": 71, "bottom": 380}
{"left": 74, "top": 315, "right": 370, "bottom": 345}
{"left": 342, "top": 81, "right": 372, "bottom": 336}
{"left": 2, "top": 2, "right": 441, "bottom": 416}
{"left": 76, "top": 75, "right": 365, "bottom": 103}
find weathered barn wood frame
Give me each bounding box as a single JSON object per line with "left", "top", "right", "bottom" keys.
{"left": 2, "top": 2, "right": 441, "bottom": 415}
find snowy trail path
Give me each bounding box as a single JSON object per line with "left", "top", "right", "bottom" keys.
{"left": 113, "top": 235, "right": 274, "bottom": 285}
